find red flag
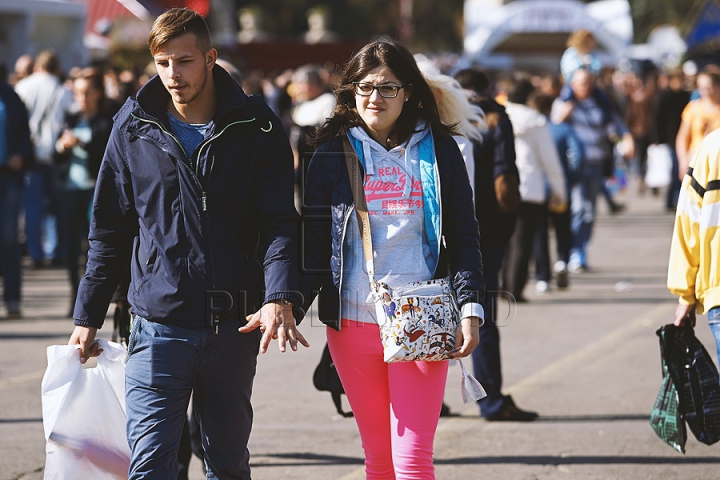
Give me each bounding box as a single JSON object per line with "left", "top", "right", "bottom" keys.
{"left": 152, "top": 0, "right": 210, "bottom": 16}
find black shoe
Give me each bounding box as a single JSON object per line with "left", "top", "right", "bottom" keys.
{"left": 440, "top": 402, "right": 452, "bottom": 417}
{"left": 50, "top": 258, "right": 66, "bottom": 268}
{"left": 485, "top": 397, "right": 538, "bottom": 422}
{"left": 609, "top": 202, "right": 625, "bottom": 214}
{"left": 6, "top": 300, "right": 22, "bottom": 319}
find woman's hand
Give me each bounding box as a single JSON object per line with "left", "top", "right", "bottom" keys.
{"left": 450, "top": 316, "right": 480, "bottom": 358}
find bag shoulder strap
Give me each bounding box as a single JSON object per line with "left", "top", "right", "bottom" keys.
{"left": 341, "top": 134, "right": 377, "bottom": 288}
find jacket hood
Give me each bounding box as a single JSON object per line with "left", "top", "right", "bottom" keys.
{"left": 348, "top": 124, "right": 430, "bottom": 197}
{"left": 504, "top": 102, "right": 547, "bottom": 135}
{"left": 134, "top": 64, "right": 254, "bottom": 126}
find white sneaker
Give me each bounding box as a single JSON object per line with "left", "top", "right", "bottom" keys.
{"left": 535, "top": 280, "right": 551, "bottom": 295}
{"left": 553, "top": 261, "right": 569, "bottom": 289}
{"left": 567, "top": 259, "right": 586, "bottom": 274}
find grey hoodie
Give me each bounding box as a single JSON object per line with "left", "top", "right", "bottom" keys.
{"left": 340, "top": 126, "right": 435, "bottom": 324}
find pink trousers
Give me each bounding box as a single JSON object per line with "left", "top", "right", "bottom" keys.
{"left": 327, "top": 320, "right": 448, "bottom": 480}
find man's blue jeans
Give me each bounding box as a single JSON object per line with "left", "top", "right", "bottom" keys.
{"left": 570, "top": 163, "right": 603, "bottom": 267}
{"left": 0, "top": 170, "right": 23, "bottom": 302}
{"left": 125, "top": 317, "right": 261, "bottom": 480}
{"left": 23, "top": 163, "right": 60, "bottom": 262}
{"left": 706, "top": 307, "right": 720, "bottom": 374}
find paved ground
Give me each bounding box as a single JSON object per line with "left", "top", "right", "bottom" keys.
{"left": 1, "top": 183, "right": 720, "bottom": 480}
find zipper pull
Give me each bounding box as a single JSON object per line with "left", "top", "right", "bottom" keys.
{"left": 202, "top": 192, "right": 207, "bottom": 212}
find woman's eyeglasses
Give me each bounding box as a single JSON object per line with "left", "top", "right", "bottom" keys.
{"left": 353, "top": 82, "right": 407, "bottom": 98}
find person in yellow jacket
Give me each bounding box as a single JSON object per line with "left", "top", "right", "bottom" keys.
{"left": 668, "top": 127, "right": 720, "bottom": 367}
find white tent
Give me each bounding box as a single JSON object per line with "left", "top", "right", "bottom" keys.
{"left": 464, "top": 0, "right": 633, "bottom": 71}
{"left": 0, "top": 0, "right": 85, "bottom": 74}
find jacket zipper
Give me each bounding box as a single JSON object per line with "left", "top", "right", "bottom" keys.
{"left": 131, "top": 112, "right": 255, "bottom": 332}
{"left": 192, "top": 120, "right": 254, "bottom": 331}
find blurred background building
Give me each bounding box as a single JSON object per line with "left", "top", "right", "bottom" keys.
{"left": 0, "top": 0, "right": 86, "bottom": 73}
{"left": 463, "top": 0, "right": 633, "bottom": 71}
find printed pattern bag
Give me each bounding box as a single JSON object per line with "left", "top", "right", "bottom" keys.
{"left": 374, "top": 278, "right": 459, "bottom": 363}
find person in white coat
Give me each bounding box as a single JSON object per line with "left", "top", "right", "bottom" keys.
{"left": 501, "top": 75, "right": 567, "bottom": 300}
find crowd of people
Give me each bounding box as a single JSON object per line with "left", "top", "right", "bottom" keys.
{"left": 1, "top": 9, "right": 719, "bottom": 478}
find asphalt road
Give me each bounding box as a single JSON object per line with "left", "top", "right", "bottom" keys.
{"left": 1, "top": 183, "right": 719, "bottom": 480}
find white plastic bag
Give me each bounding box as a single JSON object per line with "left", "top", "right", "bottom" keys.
{"left": 41, "top": 339, "right": 130, "bottom": 479}
{"left": 645, "top": 144, "right": 673, "bottom": 188}
{"left": 458, "top": 358, "right": 487, "bottom": 404}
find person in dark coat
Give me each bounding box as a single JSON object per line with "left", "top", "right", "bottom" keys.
{"left": 67, "top": 9, "right": 307, "bottom": 479}
{"left": 0, "top": 62, "right": 32, "bottom": 318}
{"left": 455, "top": 68, "right": 538, "bottom": 421}
{"left": 54, "top": 68, "right": 116, "bottom": 317}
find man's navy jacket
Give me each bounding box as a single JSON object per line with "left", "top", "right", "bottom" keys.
{"left": 73, "top": 65, "right": 301, "bottom": 330}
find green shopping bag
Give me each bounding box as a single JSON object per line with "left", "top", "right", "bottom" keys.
{"left": 649, "top": 359, "right": 686, "bottom": 454}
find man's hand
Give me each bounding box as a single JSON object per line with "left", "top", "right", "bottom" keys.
{"left": 57, "top": 130, "right": 79, "bottom": 152}
{"left": 239, "top": 301, "right": 309, "bottom": 354}
{"left": 68, "top": 325, "right": 102, "bottom": 364}
{"left": 674, "top": 303, "right": 696, "bottom": 328}
{"left": 450, "top": 316, "right": 480, "bottom": 358}
{"left": 7, "top": 154, "right": 23, "bottom": 172}
{"left": 548, "top": 193, "right": 567, "bottom": 214}
{"left": 621, "top": 132, "right": 635, "bottom": 160}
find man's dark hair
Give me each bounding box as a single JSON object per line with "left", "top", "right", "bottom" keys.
{"left": 504, "top": 75, "right": 535, "bottom": 105}
{"left": 454, "top": 68, "right": 490, "bottom": 94}
{"left": 292, "top": 64, "right": 324, "bottom": 87}
{"left": 528, "top": 93, "right": 554, "bottom": 117}
{"left": 148, "top": 8, "right": 212, "bottom": 57}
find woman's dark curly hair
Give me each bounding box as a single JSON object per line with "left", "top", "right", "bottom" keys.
{"left": 311, "top": 38, "right": 455, "bottom": 147}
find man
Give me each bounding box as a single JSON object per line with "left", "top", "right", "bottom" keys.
{"left": 0, "top": 62, "right": 32, "bottom": 318}
{"left": 68, "top": 9, "right": 307, "bottom": 479}
{"left": 455, "top": 68, "right": 538, "bottom": 421}
{"left": 552, "top": 68, "right": 633, "bottom": 272}
{"left": 668, "top": 128, "right": 720, "bottom": 371}
{"left": 15, "top": 50, "right": 73, "bottom": 268}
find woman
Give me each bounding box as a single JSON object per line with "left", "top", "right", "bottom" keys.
{"left": 54, "top": 68, "right": 115, "bottom": 316}
{"left": 676, "top": 67, "right": 720, "bottom": 179}
{"left": 300, "top": 39, "right": 485, "bottom": 479}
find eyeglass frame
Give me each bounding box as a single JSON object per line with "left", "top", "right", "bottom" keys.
{"left": 352, "top": 82, "right": 409, "bottom": 98}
